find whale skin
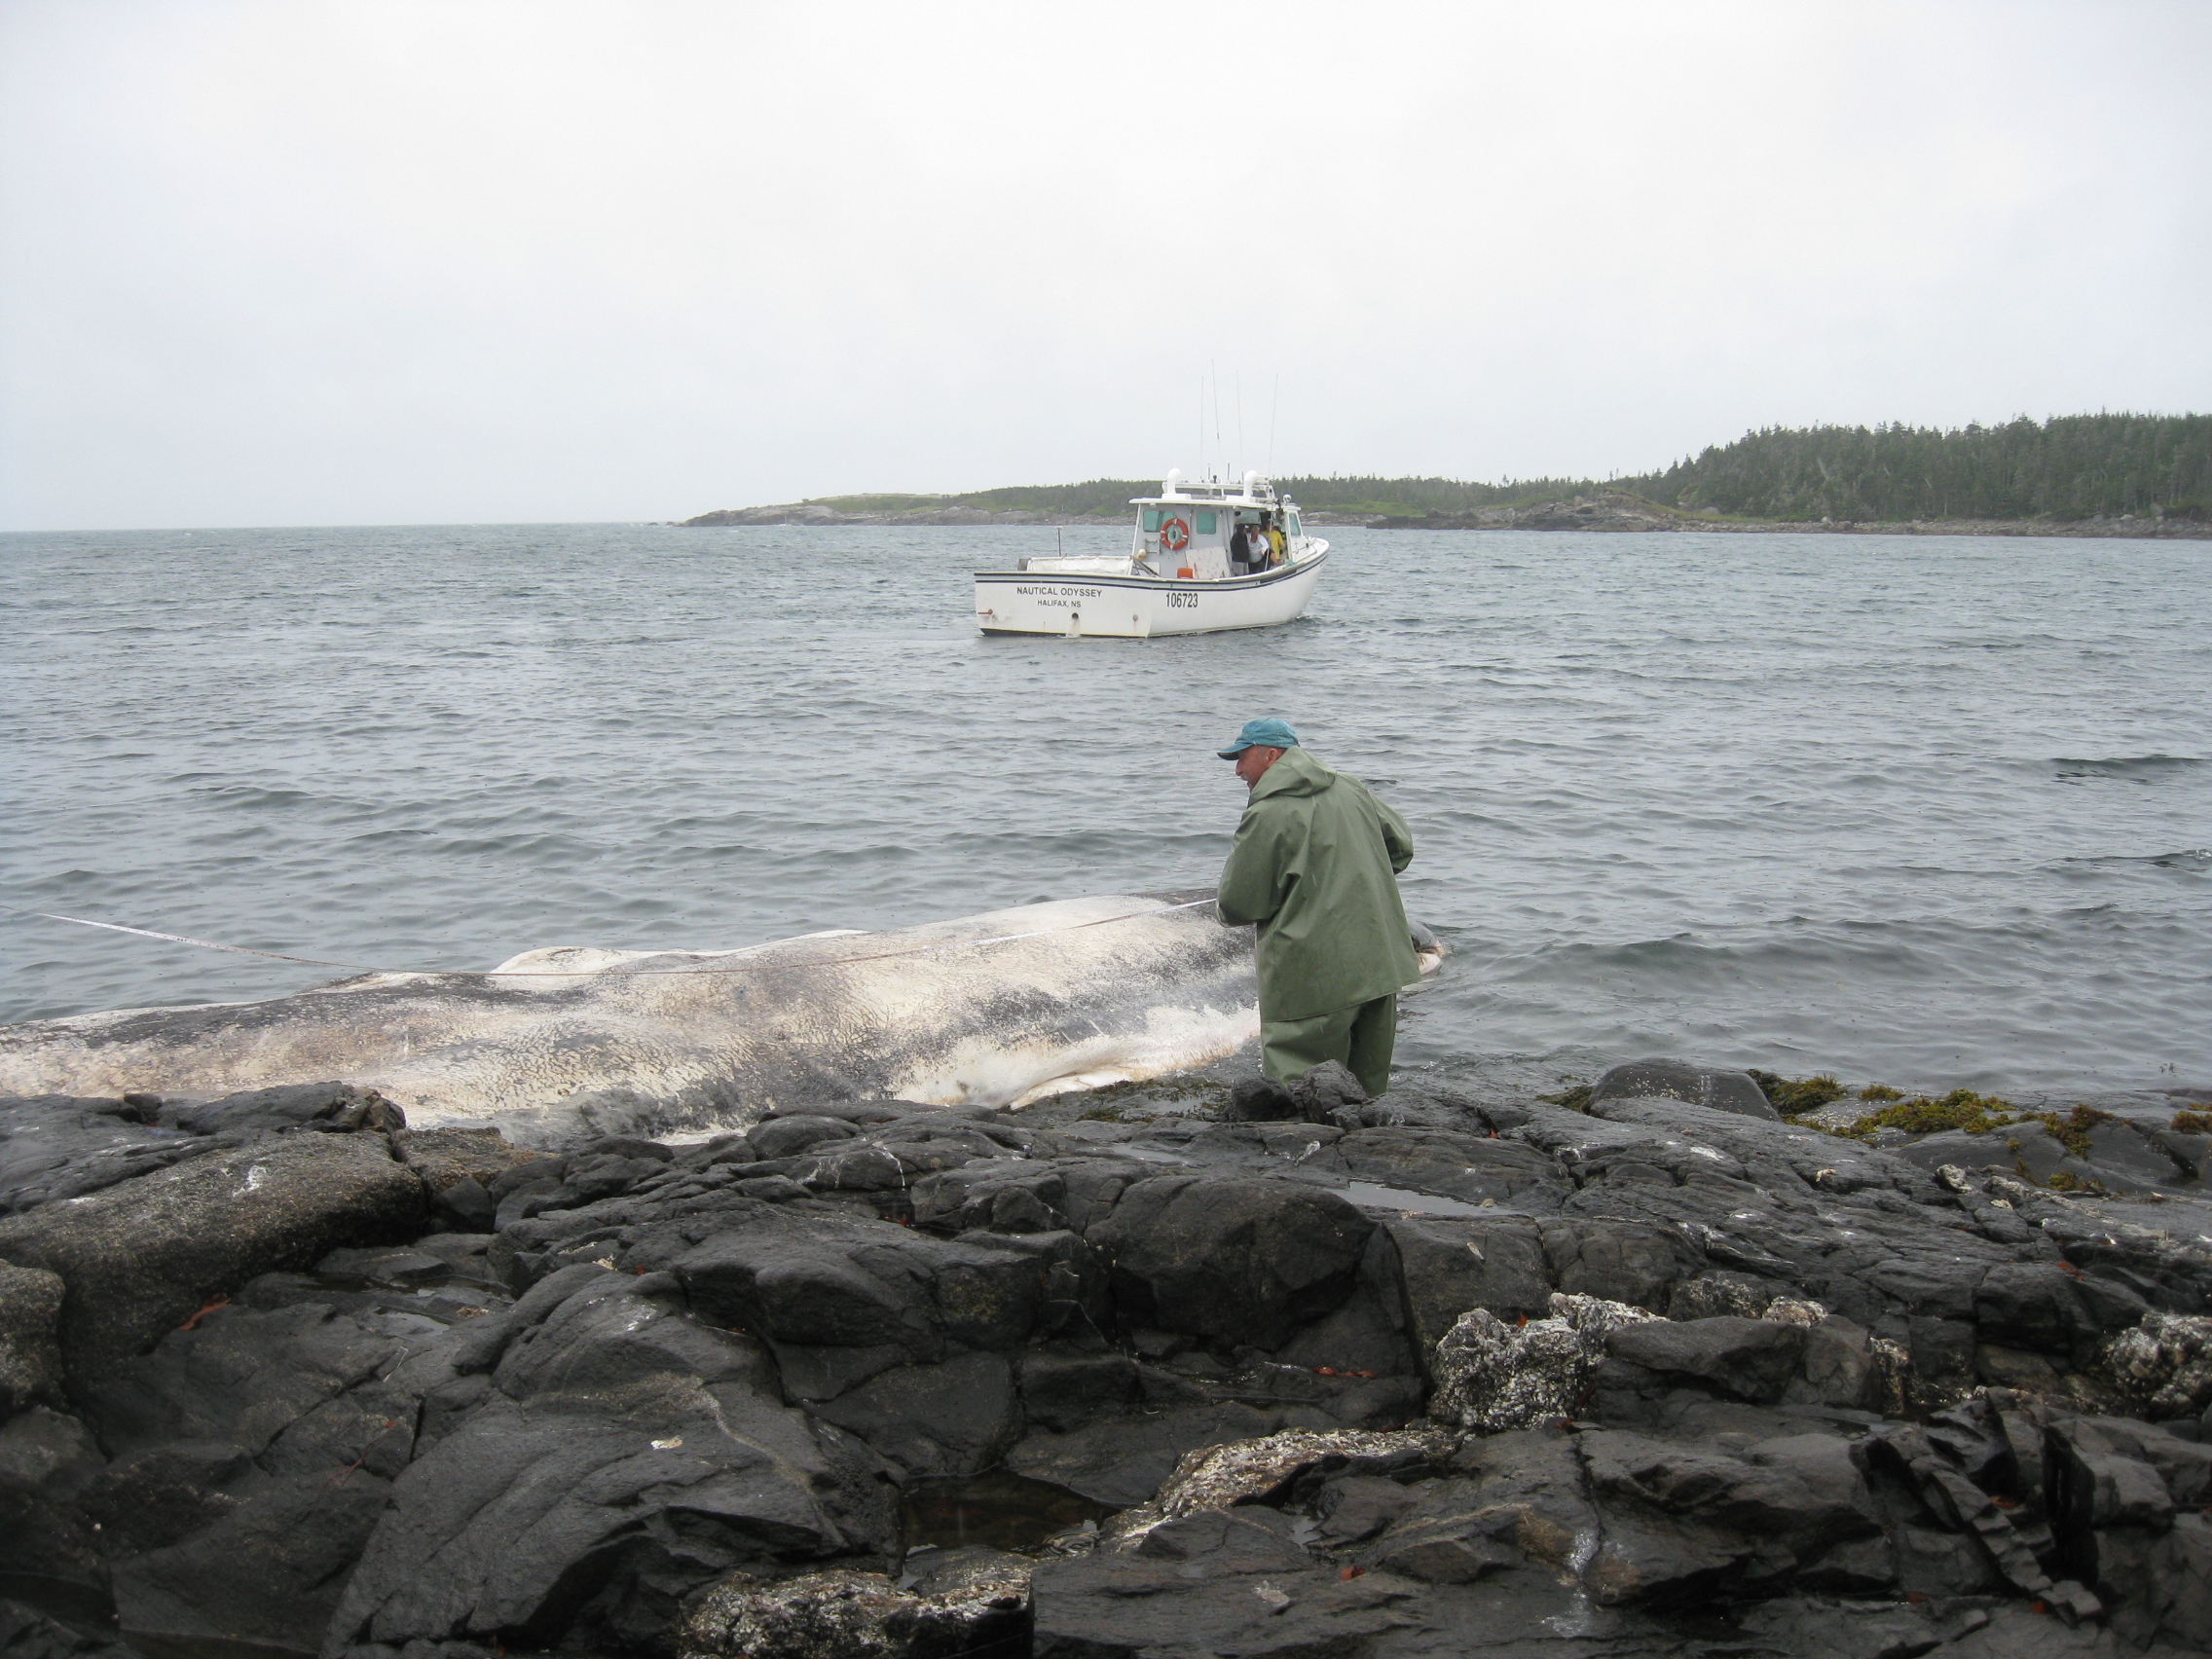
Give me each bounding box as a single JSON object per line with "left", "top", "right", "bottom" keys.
{"left": 0, "top": 893, "right": 1440, "bottom": 1146}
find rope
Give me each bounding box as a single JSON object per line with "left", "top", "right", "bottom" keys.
{"left": 0, "top": 898, "right": 1222, "bottom": 979}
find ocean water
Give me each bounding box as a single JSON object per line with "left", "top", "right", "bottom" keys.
{"left": 2, "top": 522, "right": 2206, "bottom": 1096}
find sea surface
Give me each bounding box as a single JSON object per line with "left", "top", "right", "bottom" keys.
{"left": 2, "top": 522, "right": 2207, "bottom": 1096}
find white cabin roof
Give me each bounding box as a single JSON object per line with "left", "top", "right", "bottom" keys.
{"left": 1129, "top": 469, "right": 1297, "bottom": 509}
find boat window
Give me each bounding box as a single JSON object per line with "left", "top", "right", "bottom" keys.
{"left": 1287, "top": 511, "right": 1302, "bottom": 535}
{"left": 1196, "top": 511, "right": 1217, "bottom": 535}
{"left": 1141, "top": 508, "right": 1162, "bottom": 533}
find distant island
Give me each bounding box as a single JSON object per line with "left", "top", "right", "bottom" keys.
{"left": 679, "top": 413, "right": 2212, "bottom": 537}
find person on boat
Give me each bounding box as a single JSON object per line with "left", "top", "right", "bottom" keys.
{"left": 1213, "top": 718, "right": 1418, "bottom": 1098}
{"left": 1229, "top": 520, "right": 1258, "bottom": 572}
{"left": 1265, "top": 515, "right": 1287, "bottom": 565}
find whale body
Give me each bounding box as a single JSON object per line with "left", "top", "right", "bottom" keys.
{"left": 0, "top": 893, "right": 1441, "bottom": 1145}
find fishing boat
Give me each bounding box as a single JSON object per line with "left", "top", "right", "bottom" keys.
{"left": 974, "top": 469, "right": 1328, "bottom": 638}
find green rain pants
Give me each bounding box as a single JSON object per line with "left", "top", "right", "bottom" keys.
{"left": 1260, "top": 993, "right": 1397, "bottom": 1099}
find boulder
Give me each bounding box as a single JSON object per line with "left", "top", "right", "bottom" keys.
{"left": 1086, "top": 1176, "right": 1373, "bottom": 1347}
{"left": 1223, "top": 1076, "right": 1300, "bottom": 1123}
{"left": 1578, "top": 1427, "right": 1883, "bottom": 1604}
{"left": 661, "top": 1206, "right": 1051, "bottom": 1362}
{"left": 1378, "top": 1216, "right": 1552, "bottom": 1372}
{"left": 165, "top": 1081, "right": 403, "bottom": 1139}
{"left": 747, "top": 1116, "right": 859, "bottom": 1161}
{"left": 0, "top": 1405, "right": 108, "bottom": 1609}
{"left": 0, "top": 1262, "right": 64, "bottom": 1414}
{"left": 324, "top": 1275, "right": 897, "bottom": 1657}
{"left": 1588, "top": 1058, "right": 1779, "bottom": 1120}
{"left": 807, "top": 1352, "right": 1023, "bottom": 1478}
{"left": 0, "top": 1131, "right": 425, "bottom": 1385}
{"left": 1605, "top": 1314, "right": 1809, "bottom": 1404}
{"left": 0, "top": 1094, "right": 214, "bottom": 1215}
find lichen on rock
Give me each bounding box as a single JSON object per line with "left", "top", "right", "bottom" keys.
{"left": 1428, "top": 1292, "right": 1657, "bottom": 1432}
{"left": 2099, "top": 1309, "right": 2212, "bottom": 1418}
{"left": 677, "top": 1553, "right": 1032, "bottom": 1659}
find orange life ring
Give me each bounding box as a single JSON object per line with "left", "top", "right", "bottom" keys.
{"left": 1160, "top": 516, "right": 1191, "bottom": 553}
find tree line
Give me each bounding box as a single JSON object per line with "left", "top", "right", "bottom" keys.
{"left": 1614, "top": 414, "right": 2209, "bottom": 522}
{"left": 796, "top": 413, "right": 2209, "bottom": 523}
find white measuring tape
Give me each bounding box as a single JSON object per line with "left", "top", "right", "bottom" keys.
{"left": 0, "top": 898, "right": 1225, "bottom": 978}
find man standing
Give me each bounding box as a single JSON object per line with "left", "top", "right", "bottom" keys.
{"left": 1214, "top": 718, "right": 1418, "bottom": 1098}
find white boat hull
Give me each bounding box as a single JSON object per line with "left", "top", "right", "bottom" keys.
{"left": 974, "top": 549, "right": 1328, "bottom": 638}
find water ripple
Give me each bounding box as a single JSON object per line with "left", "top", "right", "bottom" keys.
{"left": 2, "top": 521, "right": 2208, "bottom": 1091}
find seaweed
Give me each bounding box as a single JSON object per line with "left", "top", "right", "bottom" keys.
{"left": 2172, "top": 1109, "right": 2212, "bottom": 1136}
{"left": 2043, "top": 1168, "right": 2107, "bottom": 1195}
{"left": 1539, "top": 1084, "right": 1594, "bottom": 1113}
{"left": 2037, "top": 1105, "right": 2115, "bottom": 1159}
{"left": 1793, "top": 1087, "right": 2023, "bottom": 1142}
{"left": 1859, "top": 1084, "right": 1903, "bottom": 1102}
{"left": 1749, "top": 1070, "right": 1849, "bottom": 1113}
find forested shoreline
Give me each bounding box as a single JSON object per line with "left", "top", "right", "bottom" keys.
{"left": 685, "top": 413, "right": 2210, "bottom": 528}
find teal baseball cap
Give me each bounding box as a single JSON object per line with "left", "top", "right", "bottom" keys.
{"left": 1217, "top": 717, "right": 1300, "bottom": 758}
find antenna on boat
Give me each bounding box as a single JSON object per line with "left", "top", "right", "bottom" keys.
{"left": 1197, "top": 376, "right": 1205, "bottom": 482}
{"left": 1235, "top": 369, "right": 1245, "bottom": 482}
{"left": 1268, "top": 374, "right": 1279, "bottom": 478}
{"left": 1210, "top": 360, "right": 1223, "bottom": 482}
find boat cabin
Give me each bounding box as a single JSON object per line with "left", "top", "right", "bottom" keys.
{"left": 1130, "top": 469, "right": 1305, "bottom": 579}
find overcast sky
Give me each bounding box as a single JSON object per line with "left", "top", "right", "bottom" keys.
{"left": 1, "top": 0, "right": 2206, "bottom": 530}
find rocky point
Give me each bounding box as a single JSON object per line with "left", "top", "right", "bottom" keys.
{"left": 2, "top": 1057, "right": 2209, "bottom": 1658}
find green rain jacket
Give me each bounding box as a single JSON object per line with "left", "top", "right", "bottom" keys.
{"left": 1216, "top": 746, "right": 1419, "bottom": 1022}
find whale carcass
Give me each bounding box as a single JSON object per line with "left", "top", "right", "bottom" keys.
{"left": 0, "top": 893, "right": 1444, "bottom": 1144}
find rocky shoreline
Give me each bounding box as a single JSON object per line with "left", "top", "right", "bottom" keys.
{"left": 676, "top": 496, "right": 2211, "bottom": 538}
{"left": 4, "top": 1056, "right": 2211, "bottom": 1658}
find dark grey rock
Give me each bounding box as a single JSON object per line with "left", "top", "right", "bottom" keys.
{"left": 324, "top": 1361, "right": 895, "bottom": 1655}
{"left": 1311, "top": 1473, "right": 1419, "bottom": 1543}
{"left": 1336, "top": 1125, "right": 1569, "bottom": 1207}
{"left": 1606, "top": 1316, "right": 1808, "bottom": 1403}
{"left": 1378, "top": 1215, "right": 1553, "bottom": 1373}
{"left": 0, "top": 1405, "right": 107, "bottom": 1610}
{"left": 0, "top": 1261, "right": 64, "bottom": 1413}
{"left": 0, "top": 1132, "right": 425, "bottom": 1385}
{"left": 1223, "top": 1075, "right": 1299, "bottom": 1122}
{"left": 807, "top": 1351, "right": 1022, "bottom": 1478}
{"left": 747, "top": 1116, "right": 858, "bottom": 1161}
{"left": 1579, "top": 1426, "right": 1883, "bottom": 1604}
{"left": 1006, "top": 1402, "right": 1329, "bottom": 1507}
{"left": 0, "top": 1094, "right": 211, "bottom": 1216}
{"left": 664, "top": 1207, "right": 1050, "bottom": 1362}
{"left": 1014, "top": 1347, "right": 1140, "bottom": 1432}
{"left": 1588, "top": 1058, "right": 1779, "bottom": 1120}
{"left": 908, "top": 1162, "right": 1068, "bottom": 1234}
{"left": 1087, "top": 1176, "right": 1373, "bottom": 1347}
{"left": 0, "top": 1598, "right": 134, "bottom": 1659}
{"left": 1288, "top": 1060, "right": 1368, "bottom": 1120}
{"left": 111, "top": 1469, "right": 393, "bottom": 1653}
{"left": 166, "top": 1082, "right": 404, "bottom": 1140}
{"left": 76, "top": 1300, "right": 414, "bottom": 1460}
{"left": 393, "top": 1125, "right": 534, "bottom": 1203}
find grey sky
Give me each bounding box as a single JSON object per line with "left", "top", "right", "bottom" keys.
{"left": 2, "top": 0, "right": 2206, "bottom": 530}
